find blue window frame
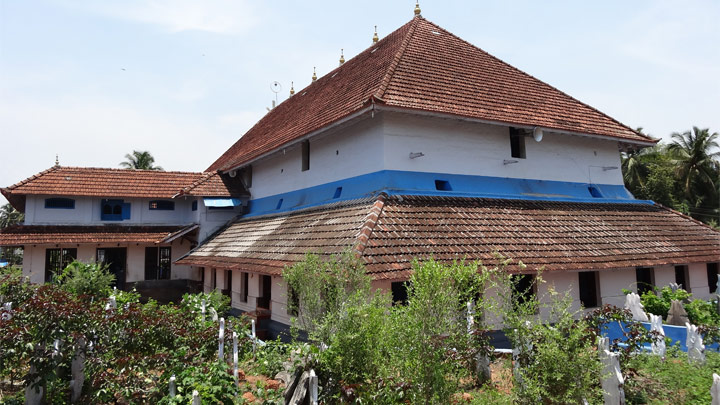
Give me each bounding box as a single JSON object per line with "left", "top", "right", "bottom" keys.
{"left": 149, "top": 200, "right": 175, "bottom": 211}
{"left": 45, "top": 198, "right": 75, "bottom": 209}
{"left": 101, "top": 199, "right": 130, "bottom": 221}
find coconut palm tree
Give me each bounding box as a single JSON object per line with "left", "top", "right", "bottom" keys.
{"left": 0, "top": 203, "right": 24, "bottom": 229}
{"left": 120, "top": 151, "right": 163, "bottom": 170}
{"left": 667, "top": 127, "right": 719, "bottom": 201}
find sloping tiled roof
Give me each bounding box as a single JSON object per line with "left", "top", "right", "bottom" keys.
{"left": 1, "top": 166, "right": 246, "bottom": 205}
{"left": 208, "top": 17, "right": 654, "bottom": 172}
{"left": 176, "top": 195, "right": 720, "bottom": 280}
{"left": 0, "top": 225, "right": 191, "bottom": 245}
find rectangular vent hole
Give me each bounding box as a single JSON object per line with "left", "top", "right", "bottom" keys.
{"left": 276, "top": 199, "right": 284, "bottom": 209}
{"left": 333, "top": 187, "right": 342, "bottom": 199}
{"left": 435, "top": 180, "right": 452, "bottom": 191}
{"left": 588, "top": 186, "right": 603, "bottom": 198}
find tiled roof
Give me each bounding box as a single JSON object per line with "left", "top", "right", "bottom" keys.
{"left": 176, "top": 195, "right": 720, "bottom": 280}
{"left": 208, "top": 17, "right": 654, "bottom": 172}
{"left": 1, "top": 166, "right": 247, "bottom": 205}
{"left": 0, "top": 225, "right": 191, "bottom": 245}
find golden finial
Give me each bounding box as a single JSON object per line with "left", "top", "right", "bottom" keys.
{"left": 312, "top": 67, "right": 317, "bottom": 82}
{"left": 289, "top": 81, "right": 295, "bottom": 96}
{"left": 339, "top": 49, "right": 345, "bottom": 66}
{"left": 372, "top": 25, "right": 379, "bottom": 43}
{"left": 55, "top": 154, "right": 59, "bottom": 166}
{"left": 414, "top": 0, "right": 421, "bottom": 16}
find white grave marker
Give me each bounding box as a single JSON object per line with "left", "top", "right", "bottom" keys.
{"left": 169, "top": 375, "right": 176, "bottom": 397}
{"left": 624, "top": 292, "right": 648, "bottom": 322}
{"left": 309, "top": 369, "right": 318, "bottom": 405}
{"left": 233, "top": 332, "right": 239, "bottom": 382}
{"left": 218, "top": 317, "right": 225, "bottom": 361}
{"left": 600, "top": 349, "right": 625, "bottom": 405}
{"left": 649, "top": 314, "right": 666, "bottom": 357}
{"left": 711, "top": 373, "right": 720, "bottom": 405}
{"left": 685, "top": 323, "right": 705, "bottom": 364}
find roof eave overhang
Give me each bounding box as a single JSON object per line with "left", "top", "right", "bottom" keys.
{"left": 1, "top": 189, "right": 26, "bottom": 212}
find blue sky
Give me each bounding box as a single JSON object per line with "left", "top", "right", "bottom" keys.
{"left": 1, "top": 0, "right": 719, "bottom": 205}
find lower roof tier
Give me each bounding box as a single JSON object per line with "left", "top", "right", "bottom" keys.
{"left": 0, "top": 224, "right": 197, "bottom": 245}
{"left": 177, "top": 194, "right": 720, "bottom": 280}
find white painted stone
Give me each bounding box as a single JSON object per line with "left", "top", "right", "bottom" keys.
{"left": 218, "top": 317, "right": 225, "bottom": 361}
{"left": 711, "top": 373, "right": 720, "bottom": 405}
{"left": 686, "top": 323, "right": 706, "bottom": 364}
{"left": 70, "top": 338, "right": 86, "bottom": 403}
{"left": 649, "top": 314, "right": 666, "bottom": 357}
{"left": 600, "top": 349, "right": 625, "bottom": 405}
{"left": 169, "top": 375, "right": 176, "bottom": 397}
{"left": 624, "top": 293, "right": 648, "bottom": 322}
{"left": 105, "top": 295, "right": 116, "bottom": 311}
{"left": 233, "top": 332, "right": 239, "bottom": 382}
{"left": 192, "top": 390, "right": 201, "bottom": 405}
{"left": 309, "top": 369, "right": 318, "bottom": 405}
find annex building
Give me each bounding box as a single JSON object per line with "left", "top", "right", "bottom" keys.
{"left": 2, "top": 12, "right": 719, "bottom": 331}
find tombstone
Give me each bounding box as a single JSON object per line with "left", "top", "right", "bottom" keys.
{"left": 598, "top": 336, "right": 610, "bottom": 354}
{"left": 288, "top": 371, "right": 310, "bottom": 405}
{"left": 715, "top": 279, "right": 720, "bottom": 295}
{"left": 668, "top": 282, "right": 681, "bottom": 293}
{"left": 25, "top": 364, "right": 44, "bottom": 405}
{"left": 667, "top": 300, "right": 689, "bottom": 326}
{"left": 200, "top": 299, "right": 206, "bottom": 322}
{"left": 251, "top": 319, "right": 257, "bottom": 356}
{"left": 232, "top": 332, "right": 239, "bottom": 382}
{"left": 69, "top": 338, "right": 86, "bottom": 403}
{"left": 1, "top": 302, "right": 12, "bottom": 321}
{"left": 466, "top": 301, "right": 491, "bottom": 383}
{"left": 600, "top": 349, "right": 625, "bottom": 405}
{"left": 218, "top": 317, "right": 225, "bottom": 361}
{"left": 649, "top": 314, "right": 666, "bottom": 357}
{"left": 686, "top": 323, "right": 705, "bottom": 364}
{"left": 209, "top": 307, "right": 218, "bottom": 322}
{"left": 105, "top": 295, "right": 116, "bottom": 311}
{"left": 52, "top": 339, "right": 62, "bottom": 359}
{"left": 309, "top": 369, "right": 318, "bottom": 405}
{"left": 191, "top": 390, "right": 201, "bottom": 405}
{"left": 711, "top": 373, "right": 720, "bottom": 405}
{"left": 165, "top": 375, "right": 175, "bottom": 397}
{"left": 624, "top": 293, "right": 648, "bottom": 322}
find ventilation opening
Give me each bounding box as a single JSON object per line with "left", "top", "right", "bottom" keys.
{"left": 588, "top": 186, "right": 603, "bottom": 198}
{"left": 333, "top": 187, "right": 342, "bottom": 199}
{"left": 435, "top": 180, "right": 452, "bottom": 191}
{"left": 276, "top": 199, "right": 284, "bottom": 210}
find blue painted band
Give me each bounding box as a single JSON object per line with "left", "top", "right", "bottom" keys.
{"left": 243, "top": 170, "right": 652, "bottom": 218}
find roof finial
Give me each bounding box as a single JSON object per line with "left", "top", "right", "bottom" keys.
{"left": 55, "top": 154, "right": 59, "bottom": 166}
{"left": 312, "top": 67, "right": 317, "bottom": 82}
{"left": 289, "top": 81, "right": 295, "bottom": 96}
{"left": 414, "top": 0, "right": 421, "bottom": 17}
{"left": 339, "top": 49, "right": 345, "bottom": 66}
{"left": 372, "top": 25, "right": 379, "bottom": 43}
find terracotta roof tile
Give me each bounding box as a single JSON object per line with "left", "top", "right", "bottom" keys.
{"left": 177, "top": 195, "right": 720, "bottom": 280}
{"left": 0, "top": 225, "right": 190, "bottom": 245}
{"left": 208, "top": 17, "right": 654, "bottom": 172}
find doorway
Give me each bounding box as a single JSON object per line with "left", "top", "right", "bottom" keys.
{"left": 97, "top": 248, "right": 127, "bottom": 290}
{"left": 257, "top": 275, "right": 272, "bottom": 309}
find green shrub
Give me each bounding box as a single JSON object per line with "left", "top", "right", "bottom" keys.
{"left": 181, "top": 289, "right": 231, "bottom": 317}
{"left": 53, "top": 260, "right": 115, "bottom": 299}
{"left": 158, "top": 360, "right": 237, "bottom": 405}
{"left": 639, "top": 286, "right": 691, "bottom": 318}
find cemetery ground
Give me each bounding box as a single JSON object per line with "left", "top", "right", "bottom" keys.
{"left": 1, "top": 257, "right": 719, "bottom": 404}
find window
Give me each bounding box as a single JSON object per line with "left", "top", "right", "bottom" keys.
{"left": 707, "top": 263, "right": 718, "bottom": 294}
{"left": 301, "top": 140, "right": 310, "bottom": 171}
{"left": 587, "top": 186, "right": 603, "bottom": 198}
{"left": 191, "top": 200, "right": 198, "bottom": 211}
{"left": 149, "top": 200, "right": 175, "bottom": 210}
{"left": 635, "top": 267, "right": 655, "bottom": 295}
{"left": 578, "top": 271, "right": 600, "bottom": 308}
{"left": 435, "top": 180, "right": 452, "bottom": 191}
{"left": 674, "top": 265, "right": 690, "bottom": 292}
{"left": 45, "top": 198, "right": 75, "bottom": 209}
{"left": 511, "top": 274, "right": 536, "bottom": 308}
{"left": 144, "top": 246, "right": 171, "bottom": 280}
{"left": 333, "top": 187, "right": 343, "bottom": 199}
{"left": 208, "top": 206, "right": 233, "bottom": 211}
{"left": 240, "top": 272, "right": 249, "bottom": 303}
{"left": 45, "top": 248, "right": 76, "bottom": 282}
{"left": 101, "top": 199, "right": 130, "bottom": 221}
{"left": 223, "top": 270, "right": 232, "bottom": 297}
{"left": 391, "top": 281, "right": 409, "bottom": 305}
{"left": 509, "top": 127, "right": 526, "bottom": 159}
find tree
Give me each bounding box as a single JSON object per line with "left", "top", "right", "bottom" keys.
{"left": 667, "top": 127, "right": 719, "bottom": 202}
{"left": 0, "top": 203, "right": 23, "bottom": 229}
{"left": 120, "top": 150, "right": 163, "bottom": 170}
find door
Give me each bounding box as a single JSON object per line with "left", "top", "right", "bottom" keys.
{"left": 257, "top": 275, "right": 272, "bottom": 309}
{"left": 97, "top": 248, "right": 127, "bottom": 290}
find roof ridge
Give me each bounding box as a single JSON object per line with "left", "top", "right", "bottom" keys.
{"left": 179, "top": 171, "right": 219, "bottom": 195}
{"left": 54, "top": 166, "right": 204, "bottom": 175}
{"left": 5, "top": 165, "right": 61, "bottom": 191}
{"left": 353, "top": 193, "right": 387, "bottom": 256}
{"left": 374, "top": 17, "right": 421, "bottom": 101}
{"left": 419, "top": 19, "right": 654, "bottom": 143}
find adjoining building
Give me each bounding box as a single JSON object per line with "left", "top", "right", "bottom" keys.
{"left": 175, "top": 14, "right": 720, "bottom": 331}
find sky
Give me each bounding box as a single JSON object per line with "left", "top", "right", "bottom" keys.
{"left": 1, "top": 0, "right": 719, "bottom": 205}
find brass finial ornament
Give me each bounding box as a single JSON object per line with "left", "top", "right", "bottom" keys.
{"left": 290, "top": 81, "right": 295, "bottom": 96}
{"left": 339, "top": 49, "right": 345, "bottom": 66}
{"left": 312, "top": 67, "right": 317, "bottom": 82}
{"left": 372, "top": 25, "right": 379, "bottom": 43}
{"left": 414, "top": 0, "right": 421, "bottom": 16}
{"left": 55, "top": 154, "right": 59, "bottom": 166}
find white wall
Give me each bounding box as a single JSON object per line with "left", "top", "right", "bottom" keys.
{"left": 689, "top": 262, "right": 712, "bottom": 299}
{"left": 196, "top": 199, "right": 241, "bottom": 243}
{"left": 249, "top": 116, "right": 385, "bottom": 199}
{"left": 382, "top": 113, "right": 624, "bottom": 185}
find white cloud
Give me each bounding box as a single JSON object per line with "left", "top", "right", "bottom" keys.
{"left": 57, "top": 0, "right": 259, "bottom": 34}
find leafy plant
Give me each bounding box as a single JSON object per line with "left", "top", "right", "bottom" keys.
{"left": 53, "top": 260, "right": 115, "bottom": 300}
{"left": 181, "top": 289, "right": 231, "bottom": 318}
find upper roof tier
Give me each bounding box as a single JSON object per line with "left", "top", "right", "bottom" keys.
{"left": 1, "top": 166, "right": 248, "bottom": 211}
{"left": 208, "top": 16, "right": 655, "bottom": 172}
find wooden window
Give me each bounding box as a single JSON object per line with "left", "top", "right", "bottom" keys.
{"left": 101, "top": 199, "right": 130, "bottom": 221}
{"left": 44, "top": 248, "right": 76, "bottom": 282}
{"left": 391, "top": 281, "right": 409, "bottom": 306}
{"left": 578, "top": 271, "right": 600, "bottom": 308}
{"left": 144, "top": 246, "right": 171, "bottom": 280}
{"left": 674, "top": 265, "right": 690, "bottom": 292}
{"left": 511, "top": 274, "right": 536, "bottom": 307}
{"left": 707, "top": 263, "right": 718, "bottom": 294}
{"left": 301, "top": 140, "right": 310, "bottom": 171}
{"left": 223, "top": 270, "right": 232, "bottom": 297}
{"left": 509, "top": 127, "right": 526, "bottom": 159}
{"left": 211, "top": 269, "right": 217, "bottom": 290}
{"left": 635, "top": 267, "right": 655, "bottom": 295}
{"left": 149, "top": 200, "right": 175, "bottom": 210}
{"left": 240, "top": 272, "right": 249, "bottom": 303}
{"left": 44, "top": 198, "right": 75, "bottom": 209}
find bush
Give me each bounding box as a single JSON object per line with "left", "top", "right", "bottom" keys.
{"left": 181, "top": 290, "right": 231, "bottom": 317}
{"left": 53, "top": 260, "right": 115, "bottom": 299}
{"left": 158, "top": 360, "right": 237, "bottom": 405}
